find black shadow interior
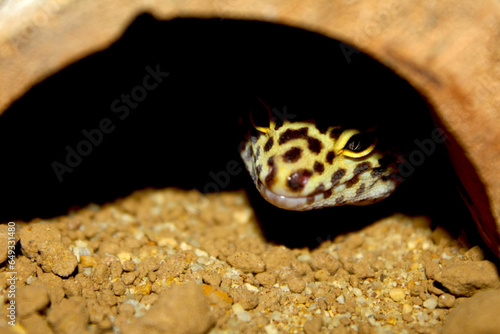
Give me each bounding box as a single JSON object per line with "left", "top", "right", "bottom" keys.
{"left": 0, "top": 14, "right": 478, "bottom": 249}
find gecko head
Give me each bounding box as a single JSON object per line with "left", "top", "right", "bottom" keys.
{"left": 240, "top": 105, "right": 402, "bottom": 211}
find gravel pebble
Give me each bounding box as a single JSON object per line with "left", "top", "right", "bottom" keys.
{"left": 389, "top": 288, "right": 406, "bottom": 302}
{"left": 232, "top": 303, "right": 252, "bottom": 322}
{"left": 435, "top": 261, "right": 500, "bottom": 296}
{"left": 423, "top": 297, "right": 438, "bottom": 310}
{"left": 122, "top": 282, "right": 213, "bottom": 334}
{"left": 303, "top": 316, "right": 323, "bottom": 334}
{"left": 80, "top": 255, "right": 98, "bottom": 267}
{"left": 227, "top": 251, "right": 266, "bottom": 273}
{"left": 20, "top": 224, "right": 77, "bottom": 277}
{"left": 463, "top": 246, "right": 484, "bottom": 261}
{"left": 17, "top": 285, "right": 50, "bottom": 317}
{"left": 438, "top": 293, "right": 456, "bottom": 308}
{"left": 311, "top": 251, "right": 340, "bottom": 275}
{"left": 402, "top": 303, "right": 413, "bottom": 314}
{"left": 122, "top": 260, "right": 136, "bottom": 272}
{"left": 255, "top": 271, "right": 277, "bottom": 288}
{"left": 47, "top": 297, "right": 90, "bottom": 334}
{"left": 287, "top": 277, "right": 306, "bottom": 293}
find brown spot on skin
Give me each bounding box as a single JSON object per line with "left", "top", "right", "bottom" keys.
{"left": 331, "top": 169, "right": 346, "bottom": 186}
{"left": 371, "top": 166, "right": 386, "bottom": 177}
{"left": 323, "top": 189, "right": 332, "bottom": 199}
{"left": 246, "top": 146, "right": 253, "bottom": 160}
{"left": 354, "top": 162, "right": 372, "bottom": 175}
{"left": 330, "top": 128, "right": 342, "bottom": 140}
{"left": 313, "top": 162, "right": 325, "bottom": 174}
{"left": 276, "top": 127, "right": 322, "bottom": 153}
{"left": 283, "top": 147, "right": 302, "bottom": 163}
{"left": 311, "top": 184, "right": 325, "bottom": 195}
{"left": 345, "top": 175, "right": 360, "bottom": 188}
{"left": 264, "top": 138, "right": 274, "bottom": 152}
{"left": 278, "top": 127, "right": 308, "bottom": 145}
{"left": 356, "top": 183, "right": 366, "bottom": 196}
{"left": 318, "top": 125, "right": 329, "bottom": 134}
{"left": 382, "top": 174, "right": 393, "bottom": 181}
{"left": 265, "top": 157, "right": 276, "bottom": 187}
{"left": 256, "top": 165, "right": 262, "bottom": 176}
{"left": 326, "top": 151, "right": 335, "bottom": 164}
{"left": 307, "top": 137, "right": 323, "bottom": 154}
{"left": 255, "top": 146, "right": 261, "bottom": 159}
{"left": 335, "top": 196, "right": 344, "bottom": 204}
{"left": 286, "top": 169, "right": 313, "bottom": 192}
{"left": 306, "top": 195, "right": 315, "bottom": 205}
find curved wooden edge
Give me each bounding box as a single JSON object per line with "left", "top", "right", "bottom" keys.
{"left": 1, "top": 0, "right": 499, "bottom": 254}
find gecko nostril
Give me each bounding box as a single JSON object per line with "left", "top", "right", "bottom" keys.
{"left": 287, "top": 169, "right": 313, "bottom": 192}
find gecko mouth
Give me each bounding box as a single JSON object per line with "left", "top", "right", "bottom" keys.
{"left": 256, "top": 181, "right": 322, "bottom": 210}
{"left": 256, "top": 175, "right": 391, "bottom": 211}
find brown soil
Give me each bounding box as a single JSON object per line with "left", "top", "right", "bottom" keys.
{"left": 1, "top": 188, "right": 500, "bottom": 334}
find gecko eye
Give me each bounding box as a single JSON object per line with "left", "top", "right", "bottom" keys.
{"left": 342, "top": 132, "right": 377, "bottom": 158}
{"left": 345, "top": 134, "right": 370, "bottom": 152}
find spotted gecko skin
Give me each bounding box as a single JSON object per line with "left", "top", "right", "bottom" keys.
{"left": 241, "top": 113, "right": 401, "bottom": 211}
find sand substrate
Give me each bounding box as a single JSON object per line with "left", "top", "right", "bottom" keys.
{"left": 1, "top": 188, "right": 500, "bottom": 334}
